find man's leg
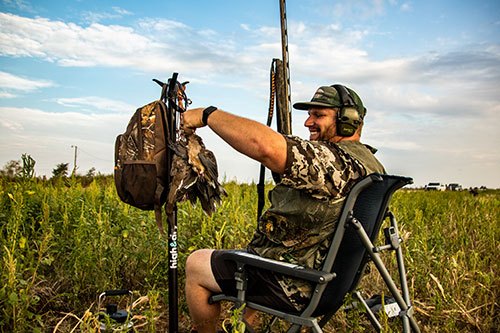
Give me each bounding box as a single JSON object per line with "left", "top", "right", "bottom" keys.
{"left": 185, "top": 249, "right": 222, "bottom": 333}
{"left": 187, "top": 249, "right": 261, "bottom": 331}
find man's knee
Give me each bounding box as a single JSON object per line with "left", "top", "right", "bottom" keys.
{"left": 186, "top": 249, "right": 221, "bottom": 293}
{"left": 186, "top": 249, "right": 213, "bottom": 278}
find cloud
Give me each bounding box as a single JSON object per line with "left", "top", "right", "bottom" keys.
{"left": 0, "top": 106, "right": 126, "bottom": 135}
{"left": 2, "top": 11, "right": 498, "bottom": 106}
{"left": 0, "top": 71, "right": 54, "bottom": 96}
{"left": 54, "top": 96, "right": 136, "bottom": 113}
{"left": 1, "top": 0, "right": 33, "bottom": 13}
{"left": 0, "top": 13, "right": 255, "bottom": 81}
{"left": 112, "top": 7, "right": 132, "bottom": 16}
{"left": 81, "top": 6, "right": 133, "bottom": 24}
{"left": 0, "top": 117, "right": 23, "bottom": 131}
{"left": 400, "top": 2, "right": 413, "bottom": 12}
{"left": 0, "top": 13, "right": 172, "bottom": 70}
{"left": 0, "top": 106, "right": 128, "bottom": 175}
{"left": 0, "top": 91, "right": 17, "bottom": 98}
{"left": 323, "top": 1, "right": 388, "bottom": 20}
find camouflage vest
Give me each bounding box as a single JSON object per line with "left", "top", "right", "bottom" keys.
{"left": 248, "top": 140, "right": 385, "bottom": 310}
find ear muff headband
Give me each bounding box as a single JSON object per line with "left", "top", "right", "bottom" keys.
{"left": 332, "top": 84, "right": 361, "bottom": 137}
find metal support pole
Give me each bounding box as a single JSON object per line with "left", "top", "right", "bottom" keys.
{"left": 166, "top": 73, "right": 179, "bottom": 333}
{"left": 389, "top": 212, "right": 413, "bottom": 332}
{"left": 350, "top": 217, "right": 421, "bottom": 333}
{"left": 354, "top": 291, "right": 382, "bottom": 332}
{"left": 168, "top": 213, "right": 178, "bottom": 332}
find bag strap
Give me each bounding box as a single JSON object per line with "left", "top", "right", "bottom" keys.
{"left": 257, "top": 59, "right": 279, "bottom": 221}
{"left": 154, "top": 205, "right": 164, "bottom": 234}
{"left": 148, "top": 80, "right": 170, "bottom": 235}
{"left": 157, "top": 97, "right": 170, "bottom": 235}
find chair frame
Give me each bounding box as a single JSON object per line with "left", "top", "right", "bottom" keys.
{"left": 209, "top": 173, "right": 420, "bottom": 332}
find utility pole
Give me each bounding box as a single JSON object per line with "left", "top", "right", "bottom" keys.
{"left": 71, "top": 145, "right": 78, "bottom": 176}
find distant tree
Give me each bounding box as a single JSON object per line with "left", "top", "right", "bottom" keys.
{"left": 52, "top": 163, "right": 69, "bottom": 178}
{"left": 21, "top": 153, "right": 36, "bottom": 179}
{"left": 1, "top": 160, "right": 22, "bottom": 178}
{"left": 85, "top": 167, "right": 96, "bottom": 178}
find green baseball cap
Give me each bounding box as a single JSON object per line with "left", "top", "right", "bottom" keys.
{"left": 293, "top": 85, "right": 366, "bottom": 118}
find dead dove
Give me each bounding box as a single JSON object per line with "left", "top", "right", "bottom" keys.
{"left": 166, "top": 133, "right": 227, "bottom": 215}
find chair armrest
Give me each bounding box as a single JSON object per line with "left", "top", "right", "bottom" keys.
{"left": 219, "top": 251, "right": 335, "bottom": 284}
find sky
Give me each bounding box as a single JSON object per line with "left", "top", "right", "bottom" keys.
{"left": 0, "top": 0, "right": 499, "bottom": 188}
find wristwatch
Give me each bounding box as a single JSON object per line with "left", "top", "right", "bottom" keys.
{"left": 202, "top": 106, "right": 218, "bottom": 126}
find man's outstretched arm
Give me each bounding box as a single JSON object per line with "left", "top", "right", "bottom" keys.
{"left": 182, "top": 107, "right": 287, "bottom": 174}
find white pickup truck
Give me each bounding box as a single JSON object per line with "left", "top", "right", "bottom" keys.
{"left": 425, "top": 182, "right": 446, "bottom": 191}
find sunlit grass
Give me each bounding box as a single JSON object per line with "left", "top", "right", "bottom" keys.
{"left": 0, "top": 177, "right": 498, "bottom": 332}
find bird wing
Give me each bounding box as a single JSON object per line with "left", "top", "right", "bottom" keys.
{"left": 167, "top": 132, "right": 227, "bottom": 215}
{"left": 166, "top": 141, "right": 196, "bottom": 214}
{"left": 199, "top": 149, "right": 219, "bottom": 181}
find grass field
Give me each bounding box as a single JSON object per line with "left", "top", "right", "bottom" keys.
{"left": 0, "top": 176, "right": 498, "bottom": 332}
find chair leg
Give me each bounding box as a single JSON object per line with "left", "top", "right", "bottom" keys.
{"left": 389, "top": 213, "right": 412, "bottom": 332}
{"left": 354, "top": 291, "right": 382, "bottom": 332}
{"left": 350, "top": 217, "right": 421, "bottom": 333}
{"left": 233, "top": 263, "right": 248, "bottom": 331}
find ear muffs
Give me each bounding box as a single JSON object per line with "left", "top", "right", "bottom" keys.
{"left": 332, "top": 84, "right": 361, "bottom": 137}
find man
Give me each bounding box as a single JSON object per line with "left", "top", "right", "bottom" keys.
{"left": 182, "top": 85, "right": 385, "bottom": 332}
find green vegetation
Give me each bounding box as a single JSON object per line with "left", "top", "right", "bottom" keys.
{"left": 0, "top": 176, "right": 498, "bottom": 332}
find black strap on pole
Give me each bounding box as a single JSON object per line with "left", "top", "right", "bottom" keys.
{"left": 257, "top": 60, "right": 278, "bottom": 220}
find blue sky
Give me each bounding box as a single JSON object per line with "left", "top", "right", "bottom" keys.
{"left": 1, "top": 0, "right": 499, "bottom": 188}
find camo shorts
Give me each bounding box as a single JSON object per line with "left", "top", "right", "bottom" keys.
{"left": 210, "top": 250, "right": 298, "bottom": 313}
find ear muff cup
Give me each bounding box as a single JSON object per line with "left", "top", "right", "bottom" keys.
{"left": 332, "top": 85, "right": 362, "bottom": 137}
{"left": 337, "top": 106, "right": 360, "bottom": 137}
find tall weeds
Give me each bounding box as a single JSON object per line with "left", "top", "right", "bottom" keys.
{"left": 0, "top": 177, "right": 498, "bottom": 332}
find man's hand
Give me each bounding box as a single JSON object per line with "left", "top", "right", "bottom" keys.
{"left": 182, "top": 107, "right": 205, "bottom": 135}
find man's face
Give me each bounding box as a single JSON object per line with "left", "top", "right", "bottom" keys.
{"left": 304, "top": 107, "right": 337, "bottom": 141}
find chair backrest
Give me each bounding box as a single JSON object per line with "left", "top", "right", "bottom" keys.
{"left": 313, "top": 173, "right": 412, "bottom": 315}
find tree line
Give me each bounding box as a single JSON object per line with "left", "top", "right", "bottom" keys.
{"left": 1, "top": 153, "right": 104, "bottom": 181}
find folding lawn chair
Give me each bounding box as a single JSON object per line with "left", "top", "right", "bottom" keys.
{"left": 209, "top": 173, "right": 420, "bottom": 332}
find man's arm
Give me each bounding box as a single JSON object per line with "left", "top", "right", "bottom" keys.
{"left": 182, "top": 107, "right": 287, "bottom": 174}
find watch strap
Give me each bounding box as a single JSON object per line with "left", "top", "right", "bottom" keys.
{"left": 202, "top": 106, "right": 218, "bottom": 126}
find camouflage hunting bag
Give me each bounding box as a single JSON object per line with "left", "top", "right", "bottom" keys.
{"left": 114, "top": 100, "right": 170, "bottom": 232}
